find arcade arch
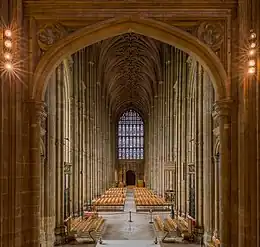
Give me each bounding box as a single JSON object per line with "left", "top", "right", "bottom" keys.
{"left": 30, "top": 16, "right": 232, "bottom": 247}
{"left": 31, "top": 16, "right": 228, "bottom": 101}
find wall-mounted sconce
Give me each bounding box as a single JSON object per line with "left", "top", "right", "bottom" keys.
{"left": 248, "top": 30, "right": 257, "bottom": 75}
{"left": 3, "top": 28, "right": 13, "bottom": 72}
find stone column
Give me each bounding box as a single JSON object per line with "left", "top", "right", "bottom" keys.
{"left": 72, "top": 53, "right": 79, "bottom": 215}
{"left": 213, "top": 100, "right": 231, "bottom": 247}
{"left": 55, "top": 65, "right": 65, "bottom": 240}
{"left": 181, "top": 53, "right": 188, "bottom": 214}
{"left": 77, "top": 51, "right": 82, "bottom": 215}
{"left": 214, "top": 151, "right": 220, "bottom": 234}
{"left": 203, "top": 72, "right": 214, "bottom": 243}
{"left": 85, "top": 49, "right": 91, "bottom": 204}
{"left": 27, "top": 101, "right": 46, "bottom": 247}
{"left": 155, "top": 95, "right": 159, "bottom": 192}
{"left": 45, "top": 73, "right": 57, "bottom": 246}
{"left": 196, "top": 65, "right": 204, "bottom": 227}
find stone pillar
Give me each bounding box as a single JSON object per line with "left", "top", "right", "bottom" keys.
{"left": 27, "top": 101, "right": 46, "bottom": 247}
{"left": 45, "top": 73, "right": 57, "bottom": 246}
{"left": 155, "top": 95, "right": 159, "bottom": 192}
{"left": 85, "top": 49, "right": 91, "bottom": 204}
{"left": 214, "top": 151, "right": 220, "bottom": 234}
{"left": 72, "top": 53, "right": 79, "bottom": 215}
{"left": 196, "top": 65, "right": 204, "bottom": 227}
{"left": 55, "top": 64, "right": 65, "bottom": 240}
{"left": 203, "top": 72, "right": 214, "bottom": 243}
{"left": 78, "top": 50, "right": 84, "bottom": 215}
{"left": 213, "top": 100, "right": 231, "bottom": 247}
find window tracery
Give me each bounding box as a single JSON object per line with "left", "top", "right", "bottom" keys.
{"left": 117, "top": 109, "right": 144, "bottom": 159}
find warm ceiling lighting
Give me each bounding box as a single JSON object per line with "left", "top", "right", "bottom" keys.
{"left": 248, "top": 59, "right": 256, "bottom": 67}
{"left": 248, "top": 67, "right": 256, "bottom": 74}
{"left": 4, "top": 29, "right": 12, "bottom": 38}
{"left": 250, "top": 42, "right": 256, "bottom": 48}
{"left": 4, "top": 52, "right": 12, "bottom": 60}
{"left": 250, "top": 32, "right": 256, "bottom": 39}
{"left": 4, "top": 40, "right": 12, "bottom": 48}
{"left": 4, "top": 62, "right": 13, "bottom": 71}
{"left": 249, "top": 49, "right": 255, "bottom": 56}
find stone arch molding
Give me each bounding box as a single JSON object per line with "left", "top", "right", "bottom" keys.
{"left": 32, "top": 16, "right": 228, "bottom": 101}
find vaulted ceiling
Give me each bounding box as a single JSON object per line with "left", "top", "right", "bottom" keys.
{"left": 98, "top": 33, "right": 162, "bottom": 118}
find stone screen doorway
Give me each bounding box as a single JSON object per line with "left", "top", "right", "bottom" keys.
{"left": 126, "top": 170, "right": 136, "bottom": 186}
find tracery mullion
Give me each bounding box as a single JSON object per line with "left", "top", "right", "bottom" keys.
{"left": 117, "top": 110, "right": 144, "bottom": 160}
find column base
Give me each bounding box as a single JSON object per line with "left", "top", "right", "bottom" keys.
{"left": 202, "top": 230, "right": 221, "bottom": 247}
{"left": 40, "top": 218, "right": 54, "bottom": 247}
{"left": 54, "top": 226, "right": 66, "bottom": 246}
{"left": 44, "top": 217, "right": 56, "bottom": 247}
{"left": 203, "top": 231, "right": 213, "bottom": 246}
{"left": 193, "top": 226, "right": 204, "bottom": 244}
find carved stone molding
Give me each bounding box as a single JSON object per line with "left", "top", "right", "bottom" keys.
{"left": 213, "top": 99, "right": 232, "bottom": 118}
{"left": 197, "top": 22, "right": 224, "bottom": 51}
{"left": 37, "top": 23, "right": 68, "bottom": 51}
{"left": 188, "top": 163, "right": 195, "bottom": 174}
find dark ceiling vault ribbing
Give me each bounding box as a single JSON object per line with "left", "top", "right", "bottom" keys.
{"left": 98, "top": 33, "right": 162, "bottom": 118}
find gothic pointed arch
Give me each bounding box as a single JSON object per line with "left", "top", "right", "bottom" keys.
{"left": 32, "top": 16, "right": 228, "bottom": 101}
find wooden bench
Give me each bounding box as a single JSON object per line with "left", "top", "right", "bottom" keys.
{"left": 176, "top": 216, "right": 194, "bottom": 241}
{"left": 161, "top": 216, "right": 179, "bottom": 243}
{"left": 209, "top": 234, "right": 220, "bottom": 247}
{"left": 64, "top": 215, "right": 105, "bottom": 243}
{"left": 164, "top": 216, "right": 178, "bottom": 232}
{"left": 152, "top": 215, "right": 164, "bottom": 243}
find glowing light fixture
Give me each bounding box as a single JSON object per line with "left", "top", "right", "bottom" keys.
{"left": 4, "top": 62, "right": 13, "bottom": 71}
{"left": 4, "top": 40, "right": 12, "bottom": 48}
{"left": 248, "top": 59, "right": 256, "bottom": 67}
{"left": 4, "top": 29, "right": 12, "bottom": 38}
{"left": 250, "top": 42, "right": 256, "bottom": 48}
{"left": 250, "top": 32, "right": 256, "bottom": 39}
{"left": 248, "top": 67, "right": 256, "bottom": 74}
{"left": 247, "top": 30, "right": 257, "bottom": 76}
{"left": 4, "top": 52, "right": 12, "bottom": 60}
{"left": 2, "top": 27, "right": 14, "bottom": 72}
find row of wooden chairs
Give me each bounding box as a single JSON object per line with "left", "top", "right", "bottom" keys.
{"left": 135, "top": 197, "right": 165, "bottom": 205}
{"left": 134, "top": 188, "right": 166, "bottom": 206}
{"left": 64, "top": 214, "right": 105, "bottom": 242}
{"left": 105, "top": 188, "right": 126, "bottom": 193}
{"left": 101, "top": 194, "right": 125, "bottom": 198}
{"left": 134, "top": 188, "right": 154, "bottom": 196}
{"left": 95, "top": 197, "right": 125, "bottom": 205}
{"left": 153, "top": 215, "right": 164, "bottom": 232}
{"left": 153, "top": 215, "right": 194, "bottom": 241}
{"left": 210, "top": 233, "right": 221, "bottom": 246}
{"left": 164, "top": 216, "right": 178, "bottom": 232}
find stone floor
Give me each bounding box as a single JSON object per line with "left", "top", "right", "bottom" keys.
{"left": 63, "top": 189, "right": 200, "bottom": 247}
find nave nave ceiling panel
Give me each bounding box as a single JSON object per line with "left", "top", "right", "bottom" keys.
{"left": 99, "top": 33, "right": 161, "bottom": 117}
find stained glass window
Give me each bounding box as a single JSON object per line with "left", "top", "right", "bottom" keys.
{"left": 117, "top": 109, "right": 144, "bottom": 159}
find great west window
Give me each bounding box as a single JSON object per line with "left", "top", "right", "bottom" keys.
{"left": 117, "top": 109, "right": 144, "bottom": 159}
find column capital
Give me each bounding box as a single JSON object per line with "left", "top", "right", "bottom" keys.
{"left": 25, "top": 100, "right": 47, "bottom": 123}
{"left": 212, "top": 99, "right": 233, "bottom": 119}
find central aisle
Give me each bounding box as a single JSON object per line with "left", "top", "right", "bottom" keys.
{"left": 101, "top": 188, "right": 154, "bottom": 240}
{"left": 96, "top": 240, "right": 156, "bottom": 247}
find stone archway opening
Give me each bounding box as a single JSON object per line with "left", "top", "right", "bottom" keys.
{"left": 32, "top": 16, "right": 228, "bottom": 101}
{"left": 126, "top": 170, "right": 136, "bottom": 186}
{"left": 32, "top": 16, "right": 232, "bottom": 247}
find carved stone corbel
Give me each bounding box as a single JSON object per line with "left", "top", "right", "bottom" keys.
{"left": 197, "top": 22, "right": 224, "bottom": 51}
{"left": 37, "top": 23, "right": 68, "bottom": 51}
